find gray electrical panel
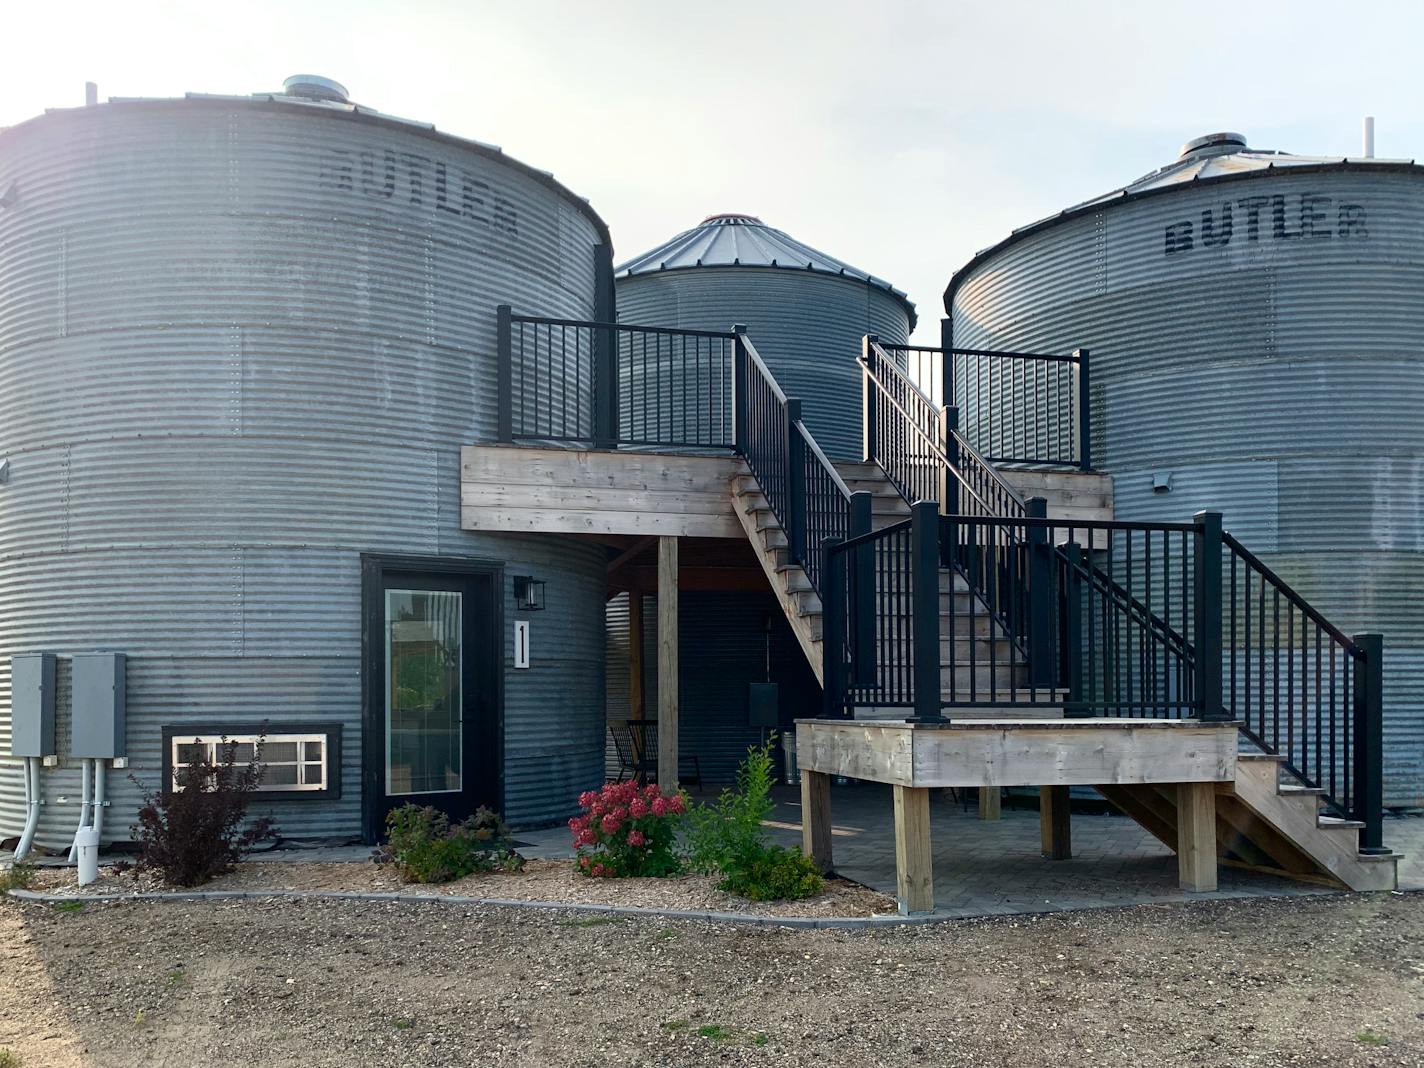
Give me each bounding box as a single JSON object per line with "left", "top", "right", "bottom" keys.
{"left": 10, "top": 653, "right": 56, "bottom": 757}
{"left": 71, "top": 652, "right": 127, "bottom": 758}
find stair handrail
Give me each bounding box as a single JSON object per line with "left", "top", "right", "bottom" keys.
{"left": 735, "top": 329, "right": 859, "bottom": 595}
{"left": 1221, "top": 531, "right": 1384, "bottom": 851}
{"left": 861, "top": 338, "right": 1010, "bottom": 517}
{"left": 876, "top": 338, "right": 1091, "bottom": 470}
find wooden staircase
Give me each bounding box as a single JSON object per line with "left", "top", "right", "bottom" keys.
{"left": 1097, "top": 754, "right": 1399, "bottom": 891}
{"left": 732, "top": 459, "right": 1062, "bottom": 718}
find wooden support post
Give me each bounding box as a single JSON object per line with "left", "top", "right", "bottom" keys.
{"left": 1039, "top": 785, "right": 1072, "bottom": 860}
{"left": 657, "top": 537, "right": 679, "bottom": 792}
{"left": 627, "top": 593, "right": 644, "bottom": 721}
{"left": 1177, "top": 781, "right": 1218, "bottom": 892}
{"left": 893, "top": 784, "right": 934, "bottom": 915}
{"left": 978, "top": 786, "right": 1002, "bottom": 821}
{"left": 801, "top": 769, "right": 834, "bottom": 874}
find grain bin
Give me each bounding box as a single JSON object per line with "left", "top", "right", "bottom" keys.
{"left": 946, "top": 132, "right": 1424, "bottom": 807}
{"left": 616, "top": 214, "right": 916, "bottom": 459}
{"left": 0, "top": 77, "right": 612, "bottom": 846}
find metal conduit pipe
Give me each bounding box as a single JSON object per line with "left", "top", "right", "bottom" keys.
{"left": 14, "top": 758, "right": 41, "bottom": 861}
{"left": 93, "top": 761, "right": 106, "bottom": 845}
{"left": 68, "top": 757, "right": 93, "bottom": 862}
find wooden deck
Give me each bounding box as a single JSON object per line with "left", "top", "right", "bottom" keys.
{"left": 796, "top": 718, "right": 1239, "bottom": 914}
{"left": 460, "top": 445, "right": 742, "bottom": 538}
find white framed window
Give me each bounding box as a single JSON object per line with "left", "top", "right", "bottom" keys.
{"left": 168, "top": 733, "right": 329, "bottom": 794}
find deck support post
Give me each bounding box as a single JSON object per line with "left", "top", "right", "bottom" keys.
{"left": 1177, "top": 781, "right": 1218, "bottom": 891}
{"left": 978, "top": 786, "right": 1001, "bottom": 821}
{"left": 1040, "top": 785, "right": 1072, "bottom": 859}
{"left": 657, "top": 536, "right": 679, "bottom": 792}
{"left": 893, "top": 784, "right": 934, "bottom": 915}
{"left": 801, "top": 768, "right": 834, "bottom": 874}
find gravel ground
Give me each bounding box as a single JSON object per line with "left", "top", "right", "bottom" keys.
{"left": 1, "top": 891, "right": 1421, "bottom": 1067}
{"left": 22, "top": 860, "right": 894, "bottom": 917}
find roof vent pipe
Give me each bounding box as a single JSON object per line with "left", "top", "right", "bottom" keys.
{"left": 1177, "top": 132, "right": 1248, "bottom": 159}
{"left": 282, "top": 74, "right": 348, "bottom": 103}
{"left": 84, "top": 82, "right": 97, "bottom": 107}
{"left": 1363, "top": 116, "right": 1375, "bottom": 158}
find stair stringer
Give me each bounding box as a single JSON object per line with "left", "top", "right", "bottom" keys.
{"left": 1095, "top": 755, "right": 1400, "bottom": 892}
{"left": 730, "top": 464, "right": 824, "bottom": 684}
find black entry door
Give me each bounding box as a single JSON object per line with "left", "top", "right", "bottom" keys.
{"left": 363, "top": 559, "right": 501, "bottom": 840}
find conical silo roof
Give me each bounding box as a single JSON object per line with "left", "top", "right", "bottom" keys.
{"left": 618, "top": 213, "right": 916, "bottom": 329}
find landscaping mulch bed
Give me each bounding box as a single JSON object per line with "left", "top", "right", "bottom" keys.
{"left": 23, "top": 857, "right": 896, "bottom": 917}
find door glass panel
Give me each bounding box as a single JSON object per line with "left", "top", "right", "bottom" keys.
{"left": 385, "top": 589, "right": 463, "bottom": 796}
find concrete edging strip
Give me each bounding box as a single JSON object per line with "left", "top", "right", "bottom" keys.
{"left": 3, "top": 886, "right": 943, "bottom": 929}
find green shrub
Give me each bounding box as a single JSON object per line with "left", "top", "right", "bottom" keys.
{"left": 378, "top": 805, "right": 524, "bottom": 883}
{"left": 685, "top": 739, "right": 823, "bottom": 901}
{"left": 684, "top": 739, "right": 777, "bottom": 876}
{"left": 0, "top": 862, "right": 35, "bottom": 893}
{"left": 719, "top": 845, "right": 823, "bottom": 901}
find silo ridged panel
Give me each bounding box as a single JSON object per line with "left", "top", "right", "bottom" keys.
{"left": 0, "top": 96, "right": 610, "bottom": 843}
{"left": 617, "top": 268, "right": 910, "bottom": 459}
{"left": 951, "top": 162, "right": 1424, "bottom": 807}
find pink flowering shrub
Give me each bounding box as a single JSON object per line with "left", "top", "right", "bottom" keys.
{"left": 569, "top": 781, "right": 686, "bottom": 878}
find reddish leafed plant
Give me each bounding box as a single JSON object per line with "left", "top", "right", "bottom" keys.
{"left": 569, "top": 781, "right": 686, "bottom": 878}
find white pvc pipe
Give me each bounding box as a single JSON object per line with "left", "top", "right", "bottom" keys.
{"left": 14, "top": 758, "right": 41, "bottom": 861}
{"left": 68, "top": 757, "right": 93, "bottom": 862}
{"left": 1363, "top": 116, "right": 1375, "bottom": 158}
{"left": 75, "top": 826, "right": 99, "bottom": 886}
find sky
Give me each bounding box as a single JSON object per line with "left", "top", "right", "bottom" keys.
{"left": 4, "top": 0, "right": 1419, "bottom": 341}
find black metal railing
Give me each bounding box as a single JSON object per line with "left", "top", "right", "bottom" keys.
{"left": 827, "top": 509, "right": 1201, "bottom": 718}
{"left": 1222, "top": 534, "right": 1384, "bottom": 847}
{"left": 497, "top": 306, "right": 736, "bottom": 448}
{"left": 883, "top": 338, "right": 1090, "bottom": 470}
{"left": 491, "top": 302, "right": 1384, "bottom": 853}
{"left": 738, "top": 331, "right": 857, "bottom": 594}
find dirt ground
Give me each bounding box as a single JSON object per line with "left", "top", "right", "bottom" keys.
{"left": 23, "top": 859, "right": 895, "bottom": 918}
{"left": 0, "top": 891, "right": 1421, "bottom": 1068}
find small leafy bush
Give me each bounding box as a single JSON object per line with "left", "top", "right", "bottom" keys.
{"left": 0, "top": 862, "right": 35, "bottom": 893}
{"left": 685, "top": 739, "right": 823, "bottom": 901}
{"left": 130, "top": 737, "right": 276, "bottom": 887}
{"left": 378, "top": 805, "right": 524, "bottom": 883}
{"left": 720, "top": 845, "right": 824, "bottom": 901}
{"left": 569, "top": 781, "right": 686, "bottom": 878}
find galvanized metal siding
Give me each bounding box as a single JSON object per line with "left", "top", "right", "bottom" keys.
{"left": 952, "top": 169, "right": 1424, "bottom": 807}
{"left": 0, "top": 100, "right": 608, "bottom": 845}
{"left": 616, "top": 268, "right": 910, "bottom": 459}
{"left": 631, "top": 590, "right": 821, "bottom": 786}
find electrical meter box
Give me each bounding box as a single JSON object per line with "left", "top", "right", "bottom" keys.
{"left": 71, "top": 652, "right": 127, "bottom": 759}
{"left": 10, "top": 653, "right": 56, "bottom": 757}
{"left": 747, "top": 682, "right": 779, "bottom": 728}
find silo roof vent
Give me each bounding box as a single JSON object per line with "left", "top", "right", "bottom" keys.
{"left": 1178, "top": 131, "right": 1248, "bottom": 159}
{"left": 282, "top": 74, "right": 349, "bottom": 103}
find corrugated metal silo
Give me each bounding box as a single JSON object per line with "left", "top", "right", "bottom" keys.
{"left": 0, "top": 78, "right": 612, "bottom": 845}
{"left": 947, "top": 132, "right": 1424, "bottom": 807}
{"left": 616, "top": 214, "right": 916, "bottom": 459}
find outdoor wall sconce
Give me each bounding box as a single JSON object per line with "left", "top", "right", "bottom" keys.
{"left": 513, "top": 575, "right": 546, "bottom": 612}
